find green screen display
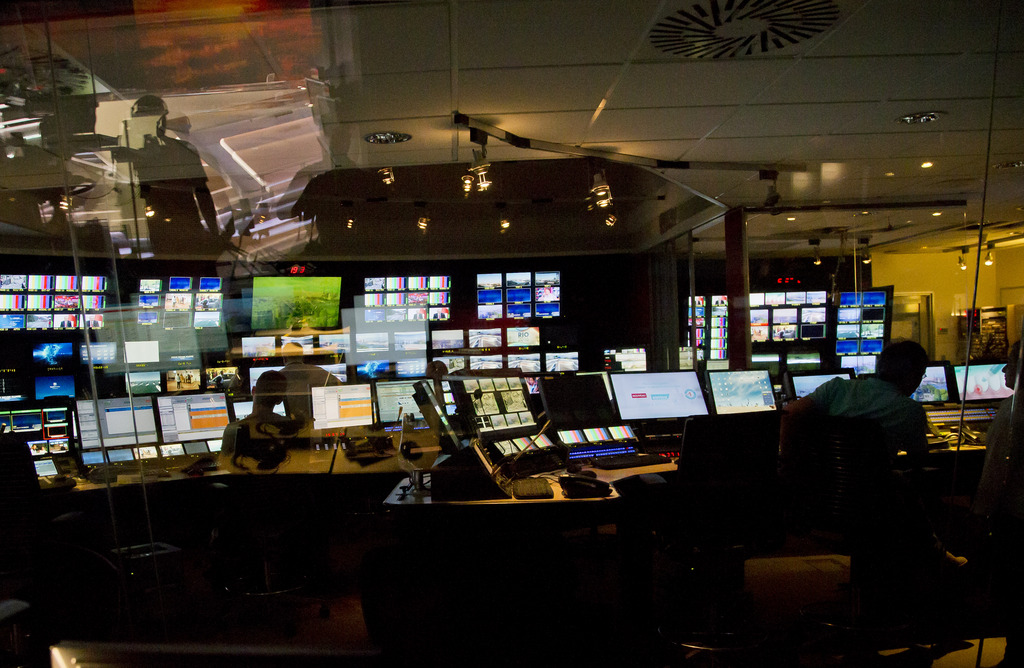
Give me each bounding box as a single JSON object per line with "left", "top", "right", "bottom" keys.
{"left": 251, "top": 276, "right": 342, "bottom": 330}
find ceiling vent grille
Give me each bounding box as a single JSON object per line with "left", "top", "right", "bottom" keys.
{"left": 650, "top": 0, "right": 840, "bottom": 58}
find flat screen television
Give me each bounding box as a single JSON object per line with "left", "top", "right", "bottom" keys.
{"left": 707, "top": 369, "right": 777, "bottom": 414}
{"left": 77, "top": 397, "right": 159, "bottom": 448}
{"left": 609, "top": 371, "right": 708, "bottom": 420}
{"left": 251, "top": 276, "right": 342, "bottom": 330}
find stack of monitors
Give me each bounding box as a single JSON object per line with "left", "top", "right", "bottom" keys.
{"left": 837, "top": 290, "right": 887, "bottom": 372}
{"left": 363, "top": 275, "right": 450, "bottom": 322}
{"left": 749, "top": 290, "right": 828, "bottom": 342}
{"left": 708, "top": 295, "right": 728, "bottom": 360}
{"left": 685, "top": 297, "right": 705, "bottom": 348}
{"left": 137, "top": 276, "right": 223, "bottom": 330}
{"left": 476, "top": 271, "right": 560, "bottom": 320}
{"left": 0, "top": 273, "right": 108, "bottom": 331}
{"left": 0, "top": 403, "right": 73, "bottom": 463}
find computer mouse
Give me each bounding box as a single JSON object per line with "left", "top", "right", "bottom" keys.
{"left": 558, "top": 474, "right": 612, "bottom": 499}
{"left": 576, "top": 469, "right": 597, "bottom": 478}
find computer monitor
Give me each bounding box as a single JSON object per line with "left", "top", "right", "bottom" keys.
{"left": 156, "top": 393, "right": 230, "bottom": 443}
{"left": 77, "top": 397, "right": 159, "bottom": 449}
{"left": 539, "top": 374, "right": 617, "bottom": 429}
{"left": 911, "top": 363, "right": 958, "bottom": 404}
{"left": 447, "top": 376, "right": 536, "bottom": 434}
{"left": 229, "top": 399, "right": 286, "bottom": 421}
{"left": 707, "top": 369, "right": 777, "bottom": 414}
{"left": 608, "top": 371, "right": 708, "bottom": 420}
{"left": 311, "top": 384, "right": 374, "bottom": 429}
{"left": 374, "top": 380, "right": 425, "bottom": 423}
{"left": 787, "top": 370, "right": 854, "bottom": 399}
{"left": 954, "top": 364, "right": 1014, "bottom": 401}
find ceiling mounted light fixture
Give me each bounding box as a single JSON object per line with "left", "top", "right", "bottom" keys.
{"left": 346, "top": 218, "right": 354, "bottom": 230}
{"left": 605, "top": 213, "right": 618, "bottom": 227}
{"left": 378, "top": 167, "right": 395, "bottom": 185}
{"left": 985, "top": 243, "right": 995, "bottom": 266}
{"left": 417, "top": 216, "right": 429, "bottom": 233}
{"left": 364, "top": 131, "right": 411, "bottom": 144}
{"left": 858, "top": 237, "right": 871, "bottom": 264}
{"left": 921, "top": 161, "right": 934, "bottom": 169}
{"left": 810, "top": 238, "right": 822, "bottom": 265}
{"left": 588, "top": 170, "right": 613, "bottom": 210}
{"left": 461, "top": 174, "right": 474, "bottom": 195}
{"left": 896, "top": 111, "right": 942, "bottom": 124}
{"left": 957, "top": 254, "right": 966, "bottom": 270}
{"left": 469, "top": 148, "right": 491, "bottom": 191}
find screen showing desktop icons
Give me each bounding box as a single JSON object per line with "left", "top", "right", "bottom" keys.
{"left": 707, "top": 370, "right": 777, "bottom": 414}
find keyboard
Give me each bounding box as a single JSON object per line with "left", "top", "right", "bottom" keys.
{"left": 590, "top": 453, "right": 668, "bottom": 470}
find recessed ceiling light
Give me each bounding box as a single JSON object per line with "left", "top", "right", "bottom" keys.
{"left": 932, "top": 211, "right": 942, "bottom": 216}
{"left": 787, "top": 216, "right": 796, "bottom": 221}
{"left": 921, "top": 161, "right": 934, "bottom": 168}
{"left": 896, "top": 111, "right": 942, "bottom": 124}
{"left": 993, "top": 160, "right": 1024, "bottom": 169}
{"left": 364, "top": 131, "right": 412, "bottom": 144}
{"left": 884, "top": 171, "right": 895, "bottom": 177}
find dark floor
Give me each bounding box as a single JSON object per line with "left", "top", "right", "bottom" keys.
{"left": 7, "top": 478, "right": 1012, "bottom": 668}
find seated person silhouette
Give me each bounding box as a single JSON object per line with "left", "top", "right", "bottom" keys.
{"left": 219, "top": 370, "right": 305, "bottom": 473}
{"left": 279, "top": 342, "right": 342, "bottom": 425}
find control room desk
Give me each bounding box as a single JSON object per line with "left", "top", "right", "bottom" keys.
{"left": 371, "top": 463, "right": 677, "bottom": 665}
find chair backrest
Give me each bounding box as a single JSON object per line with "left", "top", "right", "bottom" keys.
{"left": 673, "top": 411, "right": 784, "bottom": 551}
{"left": 791, "top": 414, "right": 892, "bottom": 540}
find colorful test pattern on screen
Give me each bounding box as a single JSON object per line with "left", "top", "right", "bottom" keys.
{"left": 362, "top": 275, "right": 450, "bottom": 323}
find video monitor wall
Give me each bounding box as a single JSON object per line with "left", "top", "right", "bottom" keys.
{"left": 362, "top": 275, "right": 450, "bottom": 322}
{"left": 136, "top": 275, "right": 225, "bottom": 331}
{"left": 476, "top": 271, "right": 560, "bottom": 321}
{"left": 0, "top": 273, "right": 109, "bottom": 332}
{"left": 748, "top": 290, "right": 828, "bottom": 343}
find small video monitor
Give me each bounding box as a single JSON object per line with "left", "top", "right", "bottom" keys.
{"left": 839, "top": 292, "right": 861, "bottom": 306}
{"left": 836, "top": 340, "right": 859, "bottom": 355}
{"left": 139, "top": 279, "right": 162, "bottom": 293}
{"left": 911, "top": 364, "right": 958, "bottom": 404}
{"left": 859, "top": 339, "right": 884, "bottom": 354}
{"left": 954, "top": 364, "right": 1015, "bottom": 401}
{"left": 168, "top": 276, "right": 192, "bottom": 292}
{"left": 788, "top": 370, "right": 854, "bottom": 399}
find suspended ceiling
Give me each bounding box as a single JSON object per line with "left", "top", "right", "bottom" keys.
{"left": 0, "top": 0, "right": 1022, "bottom": 261}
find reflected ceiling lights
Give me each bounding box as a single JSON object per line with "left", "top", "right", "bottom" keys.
{"left": 993, "top": 160, "right": 1024, "bottom": 169}
{"left": 896, "top": 111, "right": 942, "bottom": 124}
{"left": 364, "top": 131, "right": 412, "bottom": 144}
{"left": 378, "top": 167, "right": 395, "bottom": 185}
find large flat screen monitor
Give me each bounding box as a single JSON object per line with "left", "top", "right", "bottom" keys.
{"left": 609, "top": 371, "right": 708, "bottom": 420}
{"left": 954, "top": 364, "right": 1014, "bottom": 401}
{"left": 707, "top": 369, "right": 777, "bottom": 414}
{"left": 77, "top": 397, "right": 159, "bottom": 448}
{"left": 311, "top": 384, "right": 374, "bottom": 429}
{"left": 156, "top": 393, "right": 230, "bottom": 443}
{"left": 539, "top": 373, "right": 617, "bottom": 428}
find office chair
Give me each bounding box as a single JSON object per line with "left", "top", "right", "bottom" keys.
{"left": 789, "top": 414, "right": 927, "bottom": 664}
{"left": 655, "top": 411, "right": 785, "bottom": 666}
{"left": 211, "top": 424, "right": 332, "bottom": 624}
